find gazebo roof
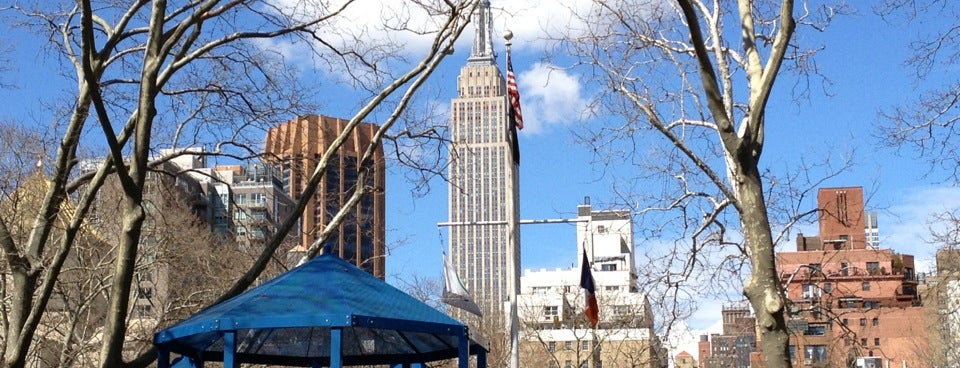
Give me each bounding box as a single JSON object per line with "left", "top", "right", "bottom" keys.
{"left": 154, "top": 254, "right": 485, "bottom": 367}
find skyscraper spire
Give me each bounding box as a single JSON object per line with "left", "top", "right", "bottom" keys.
{"left": 468, "top": 0, "right": 496, "bottom": 64}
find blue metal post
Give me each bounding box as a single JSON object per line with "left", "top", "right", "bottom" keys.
{"left": 157, "top": 348, "right": 170, "bottom": 368}
{"left": 458, "top": 331, "right": 469, "bottom": 368}
{"left": 478, "top": 348, "right": 487, "bottom": 368}
{"left": 331, "top": 327, "right": 343, "bottom": 368}
{"left": 223, "top": 331, "right": 236, "bottom": 368}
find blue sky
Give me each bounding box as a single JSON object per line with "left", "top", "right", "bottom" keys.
{"left": 3, "top": 0, "right": 958, "bottom": 360}
{"left": 381, "top": 0, "right": 960, "bottom": 355}
{"left": 385, "top": 2, "right": 951, "bottom": 278}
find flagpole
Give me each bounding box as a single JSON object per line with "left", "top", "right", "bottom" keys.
{"left": 504, "top": 29, "right": 520, "bottom": 368}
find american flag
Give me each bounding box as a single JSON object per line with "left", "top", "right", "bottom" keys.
{"left": 506, "top": 52, "right": 524, "bottom": 130}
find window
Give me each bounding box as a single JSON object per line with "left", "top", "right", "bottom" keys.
{"left": 802, "top": 284, "right": 820, "bottom": 299}
{"left": 549, "top": 361, "right": 558, "bottom": 368}
{"left": 601, "top": 264, "right": 617, "bottom": 271}
{"left": 804, "top": 325, "right": 826, "bottom": 336}
{"left": 804, "top": 345, "right": 827, "bottom": 363}
{"left": 842, "top": 318, "right": 848, "bottom": 326}
{"left": 134, "top": 304, "right": 152, "bottom": 317}
{"left": 860, "top": 318, "right": 867, "bottom": 326}
{"left": 867, "top": 262, "right": 880, "bottom": 274}
{"left": 874, "top": 338, "right": 880, "bottom": 346}
{"left": 861, "top": 338, "right": 867, "bottom": 347}
{"left": 864, "top": 301, "right": 879, "bottom": 308}
{"left": 564, "top": 360, "right": 572, "bottom": 368}
{"left": 841, "top": 263, "right": 849, "bottom": 276}
{"left": 138, "top": 287, "right": 153, "bottom": 299}
{"left": 548, "top": 342, "right": 556, "bottom": 352}
{"left": 251, "top": 210, "right": 266, "bottom": 220}
{"left": 872, "top": 317, "right": 879, "bottom": 326}
{"left": 582, "top": 341, "right": 590, "bottom": 350}
{"left": 544, "top": 306, "right": 558, "bottom": 319}
{"left": 862, "top": 281, "right": 871, "bottom": 291}
{"left": 565, "top": 341, "right": 573, "bottom": 350}
{"left": 823, "top": 283, "right": 832, "bottom": 293}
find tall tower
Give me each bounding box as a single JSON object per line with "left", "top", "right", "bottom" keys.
{"left": 264, "top": 114, "right": 386, "bottom": 279}
{"left": 448, "top": 0, "right": 520, "bottom": 320}
{"left": 817, "top": 186, "right": 867, "bottom": 250}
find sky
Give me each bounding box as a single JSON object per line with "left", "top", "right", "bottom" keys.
{"left": 3, "top": 0, "right": 959, "bottom": 363}
{"left": 378, "top": 0, "right": 960, "bottom": 360}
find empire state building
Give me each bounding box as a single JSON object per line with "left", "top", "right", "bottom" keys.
{"left": 447, "top": 0, "right": 521, "bottom": 321}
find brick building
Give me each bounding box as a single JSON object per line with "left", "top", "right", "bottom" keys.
{"left": 697, "top": 303, "right": 757, "bottom": 368}
{"left": 777, "top": 186, "right": 927, "bottom": 367}
{"left": 675, "top": 351, "right": 697, "bottom": 368}
{"left": 920, "top": 249, "right": 960, "bottom": 367}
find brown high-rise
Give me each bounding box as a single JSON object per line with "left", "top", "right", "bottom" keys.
{"left": 264, "top": 114, "right": 386, "bottom": 278}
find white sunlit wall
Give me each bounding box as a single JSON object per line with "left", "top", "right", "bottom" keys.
{"left": 517, "top": 202, "right": 662, "bottom": 367}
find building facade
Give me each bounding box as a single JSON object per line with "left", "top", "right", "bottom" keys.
{"left": 675, "top": 351, "right": 697, "bottom": 368}
{"left": 698, "top": 304, "right": 757, "bottom": 368}
{"left": 209, "top": 163, "right": 295, "bottom": 250}
{"left": 921, "top": 249, "right": 960, "bottom": 367}
{"left": 516, "top": 202, "right": 665, "bottom": 368}
{"left": 778, "top": 186, "right": 927, "bottom": 368}
{"left": 447, "top": 0, "right": 521, "bottom": 319}
{"left": 163, "top": 149, "right": 296, "bottom": 252}
{"left": 264, "top": 114, "right": 386, "bottom": 278}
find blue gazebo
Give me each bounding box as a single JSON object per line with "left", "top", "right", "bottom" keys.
{"left": 154, "top": 254, "right": 487, "bottom": 367}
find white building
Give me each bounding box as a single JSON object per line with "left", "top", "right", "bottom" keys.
{"left": 517, "top": 201, "right": 665, "bottom": 368}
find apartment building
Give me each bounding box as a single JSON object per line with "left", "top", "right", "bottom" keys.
{"left": 777, "top": 186, "right": 927, "bottom": 368}
{"left": 516, "top": 201, "right": 665, "bottom": 368}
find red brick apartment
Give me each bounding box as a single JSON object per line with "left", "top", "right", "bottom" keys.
{"left": 776, "top": 187, "right": 928, "bottom": 368}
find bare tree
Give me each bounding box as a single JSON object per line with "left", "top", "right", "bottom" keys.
{"left": 518, "top": 288, "right": 665, "bottom": 368}
{"left": 551, "top": 1, "right": 843, "bottom": 367}
{"left": 877, "top": 0, "right": 960, "bottom": 183}
{"left": 874, "top": 4, "right": 960, "bottom": 366}
{"left": 0, "top": 0, "right": 481, "bottom": 367}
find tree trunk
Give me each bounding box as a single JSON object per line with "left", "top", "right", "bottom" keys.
{"left": 97, "top": 0, "right": 164, "bottom": 364}
{"left": 736, "top": 163, "right": 791, "bottom": 368}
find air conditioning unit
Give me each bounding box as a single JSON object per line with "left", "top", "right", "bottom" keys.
{"left": 803, "top": 359, "right": 813, "bottom": 366}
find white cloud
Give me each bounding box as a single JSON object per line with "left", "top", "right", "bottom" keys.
{"left": 516, "top": 63, "right": 590, "bottom": 133}
{"left": 490, "top": 0, "right": 594, "bottom": 52}
{"left": 667, "top": 318, "right": 722, "bottom": 364}
{"left": 259, "top": 0, "right": 595, "bottom": 61}
{"left": 881, "top": 186, "right": 960, "bottom": 271}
